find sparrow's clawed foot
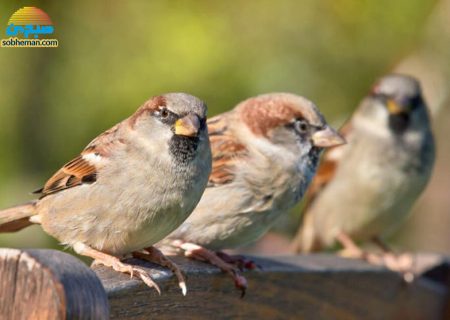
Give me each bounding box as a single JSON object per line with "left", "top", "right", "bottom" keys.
{"left": 380, "top": 252, "right": 415, "bottom": 282}
{"left": 336, "top": 232, "right": 383, "bottom": 265}
{"left": 75, "top": 242, "right": 161, "bottom": 294}
{"left": 372, "top": 237, "right": 415, "bottom": 282}
{"left": 337, "top": 233, "right": 415, "bottom": 282}
{"left": 133, "top": 246, "right": 187, "bottom": 296}
{"left": 178, "top": 242, "right": 247, "bottom": 297}
{"left": 215, "top": 251, "right": 259, "bottom": 271}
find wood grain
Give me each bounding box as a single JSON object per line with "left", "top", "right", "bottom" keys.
{"left": 0, "top": 248, "right": 109, "bottom": 320}
{"left": 1, "top": 248, "right": 448, "bottom": 319}
{"left": 93, "top": 254, "right": 450, "bottom": 320}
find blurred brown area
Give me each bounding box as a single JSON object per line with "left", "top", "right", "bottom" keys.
{"left": 0, "top": 0, "right": 448, "bottom": 255}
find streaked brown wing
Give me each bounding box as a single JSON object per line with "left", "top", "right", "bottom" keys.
{"left": 34, "top": 122, "right": 123, "bottom": 198}
{"left": 207, "top": 114, "right": 248, "bottom": 187}
{"left": 34, "top": 155, "right": 97, "bottom": 198}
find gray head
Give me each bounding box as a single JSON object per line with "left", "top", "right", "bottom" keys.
{"left": 163, "top": 93, "right": 208, "bottom": 123}
{"left": 130, "top": 93, "right": 209, "bottom": 163}
{"left": 373, "top": 74, "right": 421, "bottom": 101}
{"left": 357, "top": 74, "right": 431, "bottom": 135}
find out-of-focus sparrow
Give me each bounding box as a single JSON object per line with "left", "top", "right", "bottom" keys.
{"left": 0, "top": 93, "right": 212, "bottom": 295}
{"left": 159, "top": 93, "right": 345, "bottom": 294}
{"left": 292, "top": 74, "right": 435, "bottom": 277}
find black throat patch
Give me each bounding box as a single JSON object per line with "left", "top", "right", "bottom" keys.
{"left": 308, "top": 146, "right": 321, "bottom": 168}
{"left": 169, "top": 135, "right": 200, "bottom": 164}
{"left": 389, "top": 113, "right": 410, "bottom": 135}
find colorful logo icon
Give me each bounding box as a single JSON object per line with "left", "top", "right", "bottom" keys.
{"left": 1, "top": 7, "right": 58, "bottom": 48}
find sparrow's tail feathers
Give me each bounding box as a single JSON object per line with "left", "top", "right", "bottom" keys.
{"left": 291, "top": 213, "right": 323, "bottom": 253}
{"left": 0, "top": 201, "right": 38, "bottom": 232}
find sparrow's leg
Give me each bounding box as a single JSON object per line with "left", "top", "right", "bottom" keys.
{"left": 132, "top": 246, "right": 187, "bottom": 296}
{"left": 215, "top": 251, "right": 259, "bottom": 271}
{"left": 336, "top": 232, "right": 383, "bottom": 265}
{"left": 336, "top": 232, "right": 364, "bottom": 257}
{"left": 177, "top": 242, "right": 247, "bottom": 297}
{"left": 73, "top": 242, "right": 161, "bottom": 294}
{"left": 372, "top": 236, "right": 414, "bottom": 282}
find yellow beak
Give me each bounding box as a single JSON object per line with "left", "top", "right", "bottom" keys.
{"left": 387, "top": 99, "right": 405, "bottom": 115}
{"left": 311, "top": 126, "right": 346, "bottom": 148}
{"left": 174, "top": 114, "right": 201, "bottom": 137}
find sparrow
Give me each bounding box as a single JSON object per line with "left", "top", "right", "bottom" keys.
{"left": 0, "top": 93, "right": 212, "bottom": 295}
{"left": 291, "top": 74, "right": 435, "bottom": 276}
{"left": 159, "top": 93, "right": 345, "bottom": 294}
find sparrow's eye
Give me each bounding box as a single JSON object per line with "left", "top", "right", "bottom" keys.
{"left": 295, "top": 119, "right": 309, "bottom": 134}
{"left": 160, "top": 107, "right": 170, "bottom": 119}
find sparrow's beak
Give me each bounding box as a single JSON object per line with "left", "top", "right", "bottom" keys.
{"left": 386, "top": 99, "right": 407, "bottom": 115}
{"left": 174, "top": 114, "right": 201, "bottom": 137}
{"left": 312, "top": 126, "right": 346, "bottom": 148}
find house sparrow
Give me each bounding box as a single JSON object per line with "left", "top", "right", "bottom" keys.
{"left": 159, "top": 93, "right": 345, "bottom": 294}
{"left": 0, "top": 93, "right": 212, "bottom": 295}
{"left": 291, "top": 74, "right": 435, "bottom": 276}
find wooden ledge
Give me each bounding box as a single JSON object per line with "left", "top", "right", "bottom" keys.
{"left": 1, "top": 249, "right": 449, "bottom": 319}
{"left": 94, "top": 254, "right": 450, "bottom": 319}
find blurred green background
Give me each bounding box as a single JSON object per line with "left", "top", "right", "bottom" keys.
{"left": 0, "top": 0, "right": 449, "bottom": 256}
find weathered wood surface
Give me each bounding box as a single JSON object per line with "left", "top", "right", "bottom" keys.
{"left": 0, "top": 248, "right": 109, "bottom": 320}
{"left": 94, "top": 254, "right": 450, "bottom": 320}
{"left": 1, "top": 249, "right": 449, "bottom": 320}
